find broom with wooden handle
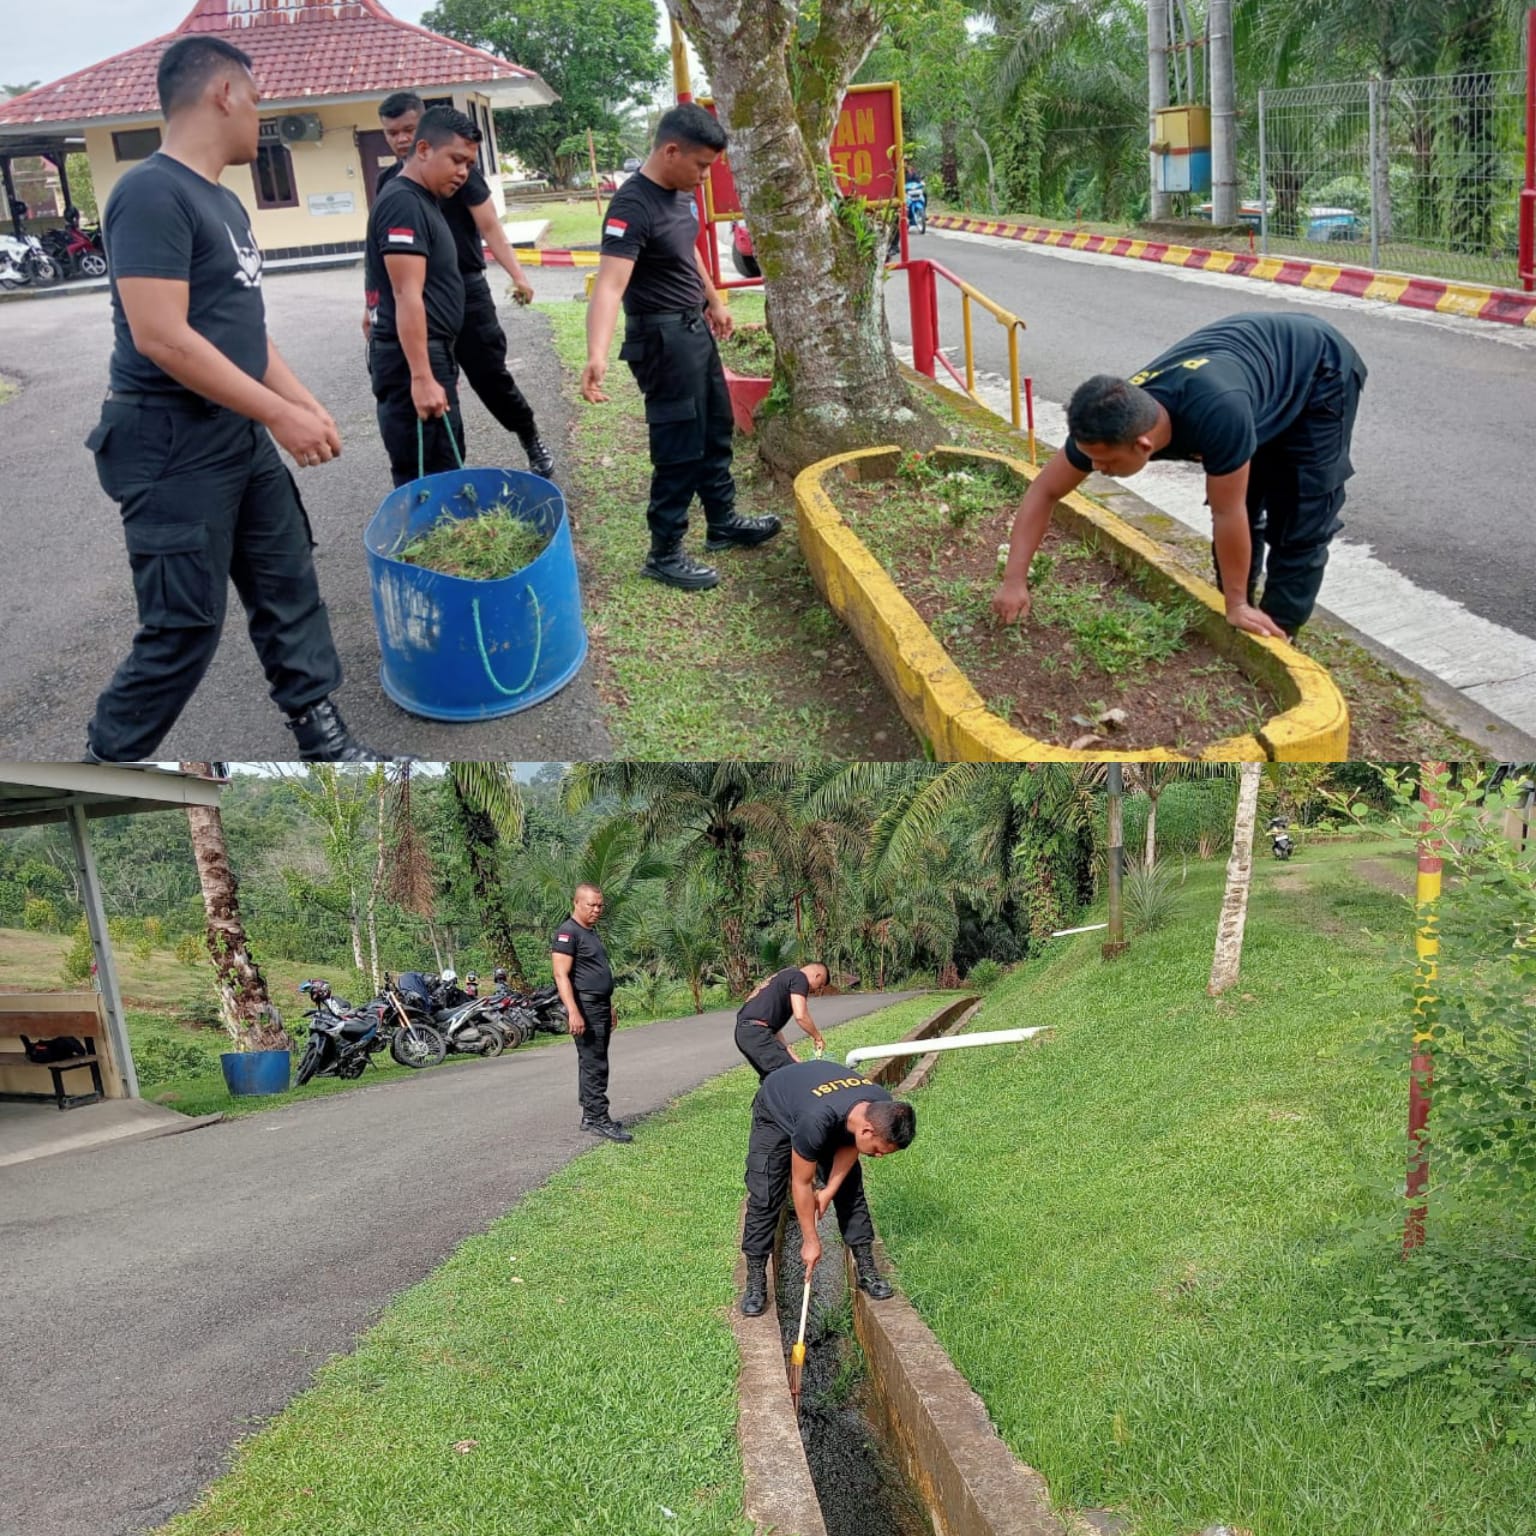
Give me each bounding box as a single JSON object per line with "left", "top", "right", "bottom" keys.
{"left": 788, "top": 1276, "right": 812, "bottom": 1414}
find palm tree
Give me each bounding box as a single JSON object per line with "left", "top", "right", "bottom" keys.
{"left": 563, "top": 763, "right": 797, "bottom": 995}
{"left": 446, "top": 761, "right": 527, "bottom": 986}
{"left": 1208, "top": 761, "right": 1262, "bottom": 996}
{"left": 659, "top": 877, "right": 725, "bottom": 1014}
{"left": 180, "top": 763, "right": 285, "bottom": 1050}
{"left": 382, "top": 763, "right": 444, "bottom": 970}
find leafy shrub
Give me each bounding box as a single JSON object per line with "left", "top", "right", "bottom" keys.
{"left": 23, "top": 897, "right": 58, "bottom": 933}
{"left": 133, "top": 1032, "right": 215, "bottom": 1089}
{"left": 175, "top": 933, "right": 204, "bottom": 968}
{"left": 142, "top": 916, "right": 164, "bottom": 949}
{"left": 60, "top": 920, "right": 94, "bottom": 984}
{"left": 965, "top": 958, "right": 1006, "bottom": 991}
{"left": 1122, "top": 859, "right": 1181, "bottom": 933}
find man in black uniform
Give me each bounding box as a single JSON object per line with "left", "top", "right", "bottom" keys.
{"left": 551, "top": 882, "right": 632, "bottom": 1142}
{"left": 581, "top": 104, "right": 780, "bottom": 591}
{"left": 739, "top": 1059, "right": 916, "bottom": 1315}
{"left": 366, "top": 106, "right": 485, "bottom": 487}
{"left": 84, "top": 35, "right": 377, "bottom": 762}
{"left": 367, "top": 93, "right": 553, "bottom": 478}
{"left": 993, "top": 312, "right": 1367, "bottom": 639}
{"left": 734, "top": 962, "right": 830, "bottom": 1079}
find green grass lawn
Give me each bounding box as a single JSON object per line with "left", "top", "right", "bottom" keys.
{"left": 506, "top": 198, "right": 608, "bottom": 249}
{"left": 870, "top": 838, "right": 1533, "bottom": 1535}
{"left": 156, "top": 994, "right": 941, "bottom": 1536}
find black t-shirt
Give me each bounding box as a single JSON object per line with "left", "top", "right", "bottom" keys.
{"left": 737, "top": 967, "right": 811, "bottom": 1034}
{"left": 599, "top": 171, "right": 706, "bottom": 316}
{"left": 1064, "top": 313, "right": 1354, "bottom": 478}
{"left": 755, "top": 1060, "right": 892, "bottom": 1163}
{"left": 377, "top": 159, "right": 491, "bottom": 274}
{"left": 103, "top": 153, "right": 268, "bottom": 394}
{"left": 365, "top": 173, "right": 465, "bottom": 344}
{"left": 551, "top": 918, "right": 614, "bottom": 996}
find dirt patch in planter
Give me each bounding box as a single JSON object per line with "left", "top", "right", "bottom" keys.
{"left": 835, "top": 452, "right": 1280, "bottom": 755}
{"left": 717, "top": 324, "right": 775, "bottom": 376}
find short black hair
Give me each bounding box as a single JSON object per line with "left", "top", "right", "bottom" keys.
{"left": 804, "top": 960, "right": 829, "bottom": 976}
{"left": 1066, "top": 375, "right": 1161, "bottom": 446}
{"left": 866, "top": 1100, "right": 916, "bottom": 1150}
{"left": 379, "top": 91, "right": 425, "bottom": 123}
{"left": 415, "top": 105, "right": 482, "bottom": 150}
{"left": 654, "top": 103, "right": 727, "bottom": 153}
{"left": 156, "top": 36, "right": 254, "bottom": 117}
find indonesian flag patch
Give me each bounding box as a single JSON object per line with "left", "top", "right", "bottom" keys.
{"left": 387, "top": 227, "right": 416, "bottom": 244}
{"left": 604, "top": 218, "right": 628, "bottom": 239}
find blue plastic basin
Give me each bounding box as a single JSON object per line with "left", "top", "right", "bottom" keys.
{"left": 219, "top": 1049, "right": 292, "bottom": 1097}
{"left": 365, "top": 467, "right": 588, "bottom": 722}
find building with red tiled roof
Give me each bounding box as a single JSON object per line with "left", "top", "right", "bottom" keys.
{"left": 0, "top": 0, "right": 555, "bottom": 258}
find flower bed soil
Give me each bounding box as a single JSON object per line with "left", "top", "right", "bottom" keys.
{"left": 835, "top": 453, "right": 1280, "bottom": 754}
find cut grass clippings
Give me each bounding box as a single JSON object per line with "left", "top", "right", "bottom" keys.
{"left": 401, "top": 504, "right": 549, "bottom": 580}
{"left": 0, "top": 374, "right": 16, "bottom": 405}
{"left": 868, "top": 840, "right": 1534, "bottom": 1536}
{"left": 715, "top": 325, "right": 774, "bottom": 376}
{"left": 155, "top": 994, "right": 940, "bottom": 1536}
{"left": 837, "top": 451, "right": 1276, "bottom": 753}
{"left": 543, "top": 294, "right": 914, "bottom": 757}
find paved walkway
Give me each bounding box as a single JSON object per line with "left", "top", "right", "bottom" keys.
{"left": 0, "top": 992, "right": 914, "bottom": 1536}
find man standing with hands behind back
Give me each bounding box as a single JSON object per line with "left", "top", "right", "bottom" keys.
{"left": 580, "top": 104, "right": 780, "bottom": 592}
{"left": 551, "top": 883, "right": 633, "bottom": 1143}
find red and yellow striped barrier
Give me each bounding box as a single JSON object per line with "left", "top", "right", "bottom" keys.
{"left": 516, "top": 248, "right": 602, "bottom": 267}
{"left": 928, "top": 214, "right": 1536, "bottom": 329}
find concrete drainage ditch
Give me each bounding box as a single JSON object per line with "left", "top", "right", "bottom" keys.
{"left": 730, "top": 994, "right": 1068, "bottom": 1536}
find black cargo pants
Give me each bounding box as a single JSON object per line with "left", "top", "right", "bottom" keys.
{"left": 370, "top": 336, "right": 466, "bottom": 489}
{"left": 735, "top": 1017, "right": 798, "bottom": 1080}
{"left": 619, "top": 307, "right": 736, "bottom": 550}
{"left": 1213, "top": 344, "right": 1368, "bottom": 634}
{"left": 740, "top": 1097, "right": 875, "bottom": 1257}
{"left": 574, "top": 992, "right": 615, "bottom": 1122}
{"left": 456, "top": 271, "right": 538, "bottom": 440}
{"left": 85, "top": 394, "right": 342, "bottom": 761}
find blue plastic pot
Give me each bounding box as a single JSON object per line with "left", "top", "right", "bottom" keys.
{"left": 219, "top": 1049, "right": 292, "bottom": 1097}
{"left": 365, "top": 467, "right": 588, "bottom": 722}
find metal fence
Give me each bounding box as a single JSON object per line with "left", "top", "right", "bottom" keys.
{"left": 1254, "top": 71, "right": 1527, "bottom": 287}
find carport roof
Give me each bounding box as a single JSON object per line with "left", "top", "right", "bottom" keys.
{"left": 0, "top": 764, "right": 225, "bottom": 830}
{"left": 0, "top": 0, "right": 556, "bottom": 134}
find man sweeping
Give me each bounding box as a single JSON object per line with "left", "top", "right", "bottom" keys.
{"left": 739, "top": 1059, "right": 916, "bottom": 1316}
{"left": 992, "top": 311, "right": 1367, "bottom": 640}
{"left": 734, "top": 962, "right": 830, "bottom": 1079}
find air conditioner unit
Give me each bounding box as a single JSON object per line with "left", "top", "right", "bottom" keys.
{"left": 278, "top": 113, "right": 324, "bottom": 144}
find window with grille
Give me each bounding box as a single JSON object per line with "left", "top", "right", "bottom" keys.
{"left": 252, "top": 143, "right": 298, "bottom": 210}
{"left": 112, "top": 128, "right": 161, "bottom": 162}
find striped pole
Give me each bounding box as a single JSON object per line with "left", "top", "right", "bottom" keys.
{"left": 1403, "top": 763, "right": 1445, "bottom": 1255}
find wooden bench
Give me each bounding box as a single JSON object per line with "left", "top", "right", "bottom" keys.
{"left": 0, "top": 1000, "right": 111, "bottom": 1111}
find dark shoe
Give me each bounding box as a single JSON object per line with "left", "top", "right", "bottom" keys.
{"left": 704, "top": 513, "right": 781, "bottom": 551}
{"left": 741, "top": 1254, "right": 769, "bottom": 1316}
{"left": 641, "top": 547, "right": 719, "bottom": 591}
{"left": 852, "top": 1243, "right": 893, "bottom": 1300}
{"left": 593, "top": 1117, "right": 633, "bottom": 1143}
{"left": 285, "top": 699, "right": 389, "bottom": 763}
{"left": 519, "top": 431, "right": 555, "bottom": 478}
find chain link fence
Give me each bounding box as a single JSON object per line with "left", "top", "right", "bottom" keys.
{"left": 1253, "top": 72, "right": 1527, "bottom": 287}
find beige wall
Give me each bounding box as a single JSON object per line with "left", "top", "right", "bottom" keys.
{"left": 84, "top": 90, "right": 504, "bottom": 253}
{"left": 0, "top": 992, "right": 124, "bottom": 1099}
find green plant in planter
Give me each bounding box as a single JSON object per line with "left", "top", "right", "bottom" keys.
{"left": 716, "top": 326, "right": 776, "bottom": 376}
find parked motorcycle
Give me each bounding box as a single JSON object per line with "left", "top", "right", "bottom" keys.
{"left": 508, "top": 982, "right": 569, "bottom": 1035}
{"left": 41, "top": 212, "right": 107, "bottom": 280}
{"left": 1267, "top": 816, "right": 1296, "bottom": 861}
{"left": 379, "top": 973, "right": 449, "bottom": 1068}
{"left": 0, "top": 231, "right": 61, "bottom": 289}
{"left": 433, "top": 994, "right": 507, "bottom": 1057}
{"left": 904, "top": 173, "right": 927, "bottom": 235}
{"left": 293, "top": 980, "right": 390, "bottom": 1085}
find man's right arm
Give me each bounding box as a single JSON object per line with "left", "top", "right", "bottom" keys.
{"left": 791, "top": 1151, "right": 822, "bottom": 1272}
{"left": 115, "top": 278, "right": 334, "bottom": 467}
{"left": 582, "top": 254, "right": 635, "bottom": 403}
{"left": 992, "top": 447, "right": 1090, "bottom": 623}
{"left": 551, "top": 950, "right": 584, "bottom": 1037}
{"left": 789, "top": 992, "right": 826, "bottom": 1057}
{"left": 383, "top": 253, "right": 447, "bottom": 420}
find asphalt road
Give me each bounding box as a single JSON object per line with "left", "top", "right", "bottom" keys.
{"left": 885, "top": 230, "right": 1536, "bottom": 640}
{"left": 0, "top": 989, "right": 914, "bottom": 1536}
{"left": 0, "top": 262, "right": 603, "bottom": 761}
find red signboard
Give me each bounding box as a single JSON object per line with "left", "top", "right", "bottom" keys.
{"left": 701, "top": 82, "right": 903, "bottom": 223}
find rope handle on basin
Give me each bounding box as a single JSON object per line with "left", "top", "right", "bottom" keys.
{"left": 471, "top": 585, "right": 544, "bottom": 698}
{"left": 416, "top": 413, "right": 466, "bottom": 482}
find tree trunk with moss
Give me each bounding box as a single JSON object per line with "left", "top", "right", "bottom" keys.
{"left": 181, "top": 763, "right": 286, "bottom": 1051}
{"left": 668, "top": 0, "right": 940, "bottom": 474}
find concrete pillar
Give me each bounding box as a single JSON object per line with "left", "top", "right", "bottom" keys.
{"left": 1209, "top": 0, "right": 1237, "bottom": 225}
{"left": 66, "top": 801, "right": 138, "bottom": 1098}
{"left": 1148, "top": 0, "right": 1171, "bottom": 219}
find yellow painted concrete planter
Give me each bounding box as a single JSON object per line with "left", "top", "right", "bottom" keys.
{"left": 793, "top": 445, "right": 1350, "bottom": 762}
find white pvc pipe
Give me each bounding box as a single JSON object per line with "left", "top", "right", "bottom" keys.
{"left": 846, "top": 1026, "right": 1052, "bottom": 1068}
{"left": 1051, "top": 922, "right": 1108, "bottom": 936}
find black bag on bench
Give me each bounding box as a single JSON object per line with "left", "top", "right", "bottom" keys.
{"left": 20, "top": 1035, "right": 87, "bottom": 1063}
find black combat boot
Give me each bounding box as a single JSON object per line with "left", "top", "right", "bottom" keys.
{"left": 593, "top": 1117, "right": 633, "bottom": 1143}
{"left": 741, "top": 1254, "right": 769, "bottom": 1316}
{"left": 704, "top": 512, "right": 781, "bottom": 551}
{"left": 519, "top": 430, "right": 555, "bottom": 478}
{"left": 852, "top": 1243, "right": 893, "bottom": 1300}
{"left": 641, "top": 543, "right": 719, "bottom": 591}
{"left": 285, "top": 699, "right": 388, "bottom": 763}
